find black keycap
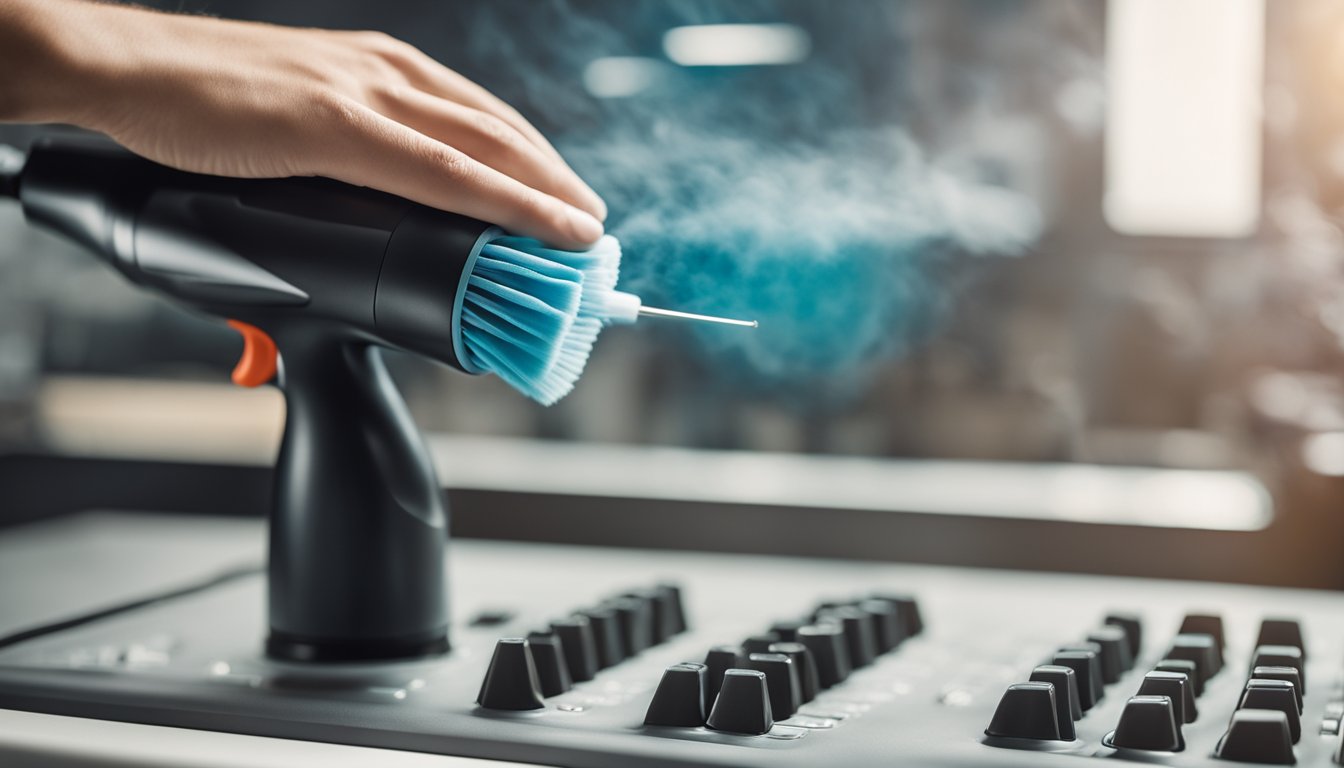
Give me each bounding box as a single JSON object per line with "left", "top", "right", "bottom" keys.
{"left": 581, "top": 607, "right": 626, "bottom": 669}
{"left": 550, "top": 616, "right": 599, "bottom": 683}
{"left": 810, "top": 599, "right": 852, "bottom": 621}
{"left": 746, "top": 652, "right": 801, "bottom": 720}
{"left": 1104, "top": 613, "right": 1143, "bottom": 659}
{"left": 706, "top": 669, "right": 774, "bottom": 735}
{"left": 1179, "top": 613, "right": 1225, "bottom": 649}
{"left": 476, "top": 638, "right": 545, "bottom": 711}
{"left": 1255, "top": 619, "right": 1304, "bottom": 660}
{"left": 1239, "top": 679, "right": 1301, "bottom": 743}
{"left": 607, "top": 596, "right": 654, "bottom": 655}
{"left": 1059, "top": 640, "right": 1103, "bottom": 659}
{"left": 644, "top": 662, "right": 707, "bottom": 727}
{"left": 1166, "top": 634, "right": 1219, "bottom": 685}
{"left": 1250, "top": 645, "right": 1306, "bottom": 694}
{"left": 984, "top": 682, "right": 1062, "bottom": 740}
{"left": 858, "top": 599, "right": 904, "bottom": 653}
{"left": 525, "top": 631, "right": 572, "bottom": 697}
{"left": 1087, "top": 626, "right": 1135, "bottom": 682}
{"left": 797, "top": 624, "right": 852, "bottom": 688}
{"left": 1104, "top": 695, "right": 1183, "bottom": 752}
{"left": 1052, "top": 650, "right": 1104, "bottom": 711}
{"left": 742, "top": 633, "right": 781, "bottom": 656}
{"left": 1154, "top": 658, "right": 1204, "bottom": 697}
{"left": 1214, "top": 709, "right": 1295, "bottom": 765}
{"left": 1250, "top": 666, "right": 1303, "bottom": 713}
{"left": 769, "top": 642, "right": 820, "bottom": 704}
{"left": 653, "top": 583, "right": 688, "bottom": 639}
{"left": 702, "top": 645, "right": 743, "bottom": 713}
{"left": 1029, "top": 665, "right": 1080, "bottom": 739}
{"left": 872, "top": 594, "right": 924, "bottom": 637}
{"left": 817, "top": 606, "right": 878, "bottom": 668}
{"left": 1137, "top": 670, "right": 1196, "bottom": 725}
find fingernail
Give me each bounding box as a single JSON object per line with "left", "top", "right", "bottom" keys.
{"left": 566, "top": 206, "right": 604, "bottom": 245}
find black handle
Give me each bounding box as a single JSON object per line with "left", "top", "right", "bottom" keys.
{"left": 266, "top": 326, "right": 449, "bottom": 661}
{"left": 12, "top": 136, "right": 503, "bottom": 662}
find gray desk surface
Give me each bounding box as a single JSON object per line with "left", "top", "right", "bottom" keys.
{"left": 0, "top": 512, "right": 550, "bottom": 767}
{"left": 0, "top": 709, "right": 547, "bottom": 768}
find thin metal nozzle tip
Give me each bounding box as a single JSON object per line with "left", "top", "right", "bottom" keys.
{"left": 636, "top": 305, "right": 757, "bottom": 329}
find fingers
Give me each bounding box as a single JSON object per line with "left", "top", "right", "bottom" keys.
{"left": 315, "top": 99, "right": 604, "bottom": 250}
{"left": 372, "top": 41, "right": 576, "bottom": 167}
{"left": 373, "top": 86, "right": 606, "bottom": 222}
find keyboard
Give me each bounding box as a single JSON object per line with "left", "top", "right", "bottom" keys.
{"left": 0, "top": 511, "right": 1340, "bottom": 767}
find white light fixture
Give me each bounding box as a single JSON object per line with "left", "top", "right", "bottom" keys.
{"left": 662, "top": 23, "right": 811, "bottom": 67}
{"left": 1302, "top": 432, "right": 1344, "bottom": 476}
{"left": 1104, "top": 0, "right": 1265, "bottom": 238}
{"left": 582, "top": 56, "right": 666, "bottom": 99}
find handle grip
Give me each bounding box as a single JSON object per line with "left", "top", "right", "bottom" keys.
{"left": 266, "top": 327, "right": 448, "bottom": 661}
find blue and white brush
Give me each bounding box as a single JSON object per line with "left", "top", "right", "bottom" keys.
{"left": 457, "top": 234, "right": 756, "bottom": 405}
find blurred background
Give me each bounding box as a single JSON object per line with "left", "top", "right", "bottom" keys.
{"left": 2, "top": 0, "right": 1343, "bottom": 584}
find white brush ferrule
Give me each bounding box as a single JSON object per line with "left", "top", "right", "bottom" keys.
{"left": 602, "top": 290, "right": 643, "bottom": 325}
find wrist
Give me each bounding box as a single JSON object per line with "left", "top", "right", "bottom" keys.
{"left": 0, "top": 0, "right": 83, "bottom": 122}
{"left": 0, "top": 0, "right": 156, "bottom": 131}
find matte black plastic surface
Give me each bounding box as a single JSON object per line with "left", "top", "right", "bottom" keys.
{"left": 986, "top": 682, "right": 1062, "bottom": 741}
{"left": 14, "top": 136, "right": 500, "bottom": 661}
{"left": 1104, "top": 695, "right": 1182, "bottom": 751}
{"left": 644, "top": 663, "right": 708, "bottom": 727}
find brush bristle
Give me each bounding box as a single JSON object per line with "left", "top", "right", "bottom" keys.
{"left": 460, "top": 235, "right": 622, "bottom": 405}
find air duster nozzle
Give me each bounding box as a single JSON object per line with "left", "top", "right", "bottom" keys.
{"left": 460, "top": 234, "right": 756, "bottom": 405}
{"left": 599, "top": 289, "right": 759, "bottom": 328}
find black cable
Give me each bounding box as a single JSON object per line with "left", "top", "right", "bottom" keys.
{"left": 0, "top": 144, "right": 26, "bottom": 199}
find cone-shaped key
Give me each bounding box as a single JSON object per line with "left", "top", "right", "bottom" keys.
{"left": 644, "top": 662, "right": 707, "bottom": 727}
{"left": 551, "top": 616, "right": 598, "bottom": 683}
{"left": 1052, "top": 650, "right": 1103, "bottom": 711}
{"left": 1104, "top": 613, "right": 1143, "bottom": 659}
{"left": 1250, "top": 645, "right": 1305, "bottom": 694}
{"left": 608, "top": 595, "right": 654, "bottom": 655}
{"left": 1174, "top": 621, "right": 1224, "bottom": 673}
{"left": 1104, "top": 695, "right": 1183, "bottom": 751}
{"left": 1137, "top": 670, "right": 1196, "bottom": 724}
{"left": 525, "top": 631, "right": 572, "bottom": 697}
{"left": 1165, "top": 634, "right": 1219, "bottom": 685}
{"left": 703, "top": 645, "right": 743, "bottom": 713}
{"left": 742, "top": 633, "right": 780, "bottom": 656}
{"left": 797, "top": 624, "right": 851, "bottom": 688}
{"left": 872, "top": 594, "right": 923, "bottom": 636}
{"left": 1239, "top": 679, "right": 1301, "bottom": 743}
{"left": 770, "top": 642, "right": 819, "bottom": 704}
{"left": 817, "top": 606, "right": 878, "bottom": 668}
{"left": 1256, "top": 619, "right": 1304, "bottom": 660}
{"left": 746, "top": 652, "right": 801, "bottom": 720}
{"left": 652, "top": 584, "right": 687, "bottom": 640}
{"left": 706, "top": 669, "right": 773, "bottom": 735}
{"left": 581, "top": 607, "right": 626, "bottom": 669}
{"left": 984, "top": 682, "right": 1062, "bottom": 740}
{"left": 476, "top": 638, "right": 545, "bottom": 710}
{"left": 1029, "top": 665, "right": 1080, "bottom": 739}
{"left": 1087, "top": 626, "right": 1135, "bottom": 681}
{"left": 1179, "top": 613, "right": 1225, "bottom": 649}
{"left": 859, "top": 599, "right": 904, "bottom": 653}
{"left": 1154, "top": 658, "right": 1203, "bottom": 697}
{"left": 1251, "top": 666, "right": 1303, "bottom": 713}
{"left": 1215, "top": 709, "right": 1295, "bottom": 765}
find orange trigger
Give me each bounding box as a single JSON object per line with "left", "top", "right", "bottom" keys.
{"left": 226, "top": 319, "right": 278, "bottom": 388}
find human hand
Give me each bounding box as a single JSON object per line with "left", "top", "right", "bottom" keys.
{"left": 0, "top": 0, "right": 606, "bottom": 248}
